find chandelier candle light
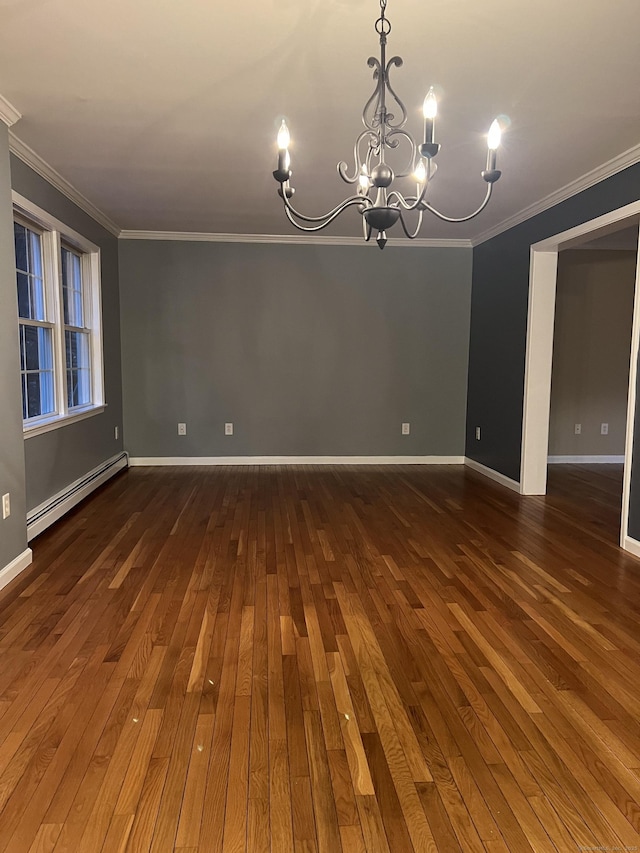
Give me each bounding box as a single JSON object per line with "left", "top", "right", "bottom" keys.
{"left": 273, "top": 0, "right": 504, "bottom": 249}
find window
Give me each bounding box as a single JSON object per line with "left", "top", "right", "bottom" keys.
{"left": 13, "top": 194, "right": 104, "bottom": 437}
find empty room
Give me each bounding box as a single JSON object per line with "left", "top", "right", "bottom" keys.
{"left": 2, "top": 1, "right": 640, "bottom": 851}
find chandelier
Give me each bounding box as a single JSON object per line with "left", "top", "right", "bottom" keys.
{"left": 272, "top": 0, "right": 504, "bottom": 249}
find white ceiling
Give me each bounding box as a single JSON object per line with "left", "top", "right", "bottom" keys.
{"left": 1, "top": 0, "right": 640, "bottom": 241}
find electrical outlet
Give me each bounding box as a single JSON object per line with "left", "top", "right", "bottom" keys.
{"left": 114, "top": 426, "right": 119, "bottom": 440}
{"left": 601, "top": 422, "right": 609, "bottom": 435}
{"left": 225, "top": 423, "right": 234, "bottom": 436}
{"left": 401, "top": 423, "right": 410, "bottom": 435}
{"left": 475, "top": 426, "right": 481, "bottom": 441}
{"left": 574, "top": 423, "right": 582, "bottom": 435}
{"left": 178, "top": 422, "right": 187, "bottom": 436}
{"left": 2, "top": 493, "right": 10, "bottom": 520}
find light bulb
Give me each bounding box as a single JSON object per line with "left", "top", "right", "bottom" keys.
{"left": 413, "top": 160, "right": 427, "bottom": 183}
{"left": 358, "top": 166, "right": 370, "bottom": 191}
{"left": 487, "top": 119, "right": 501, "bottom": 150}
{"left": 423, "top": 88, "right": 438, "bottom": 120}
{"left": 277, "top": 120, "right": 290, "bottom": 150}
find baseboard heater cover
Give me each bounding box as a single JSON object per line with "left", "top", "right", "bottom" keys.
{"left": 27, "top": 451, "right": 129, "bottom": 540}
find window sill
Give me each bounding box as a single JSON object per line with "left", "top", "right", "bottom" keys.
{"left": 23, "top": 405, "right": 106, "bottom": 440}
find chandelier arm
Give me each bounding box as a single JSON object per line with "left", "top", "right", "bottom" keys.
{"left": 420, "top": 183, "right": 494, "bottom": 223}
{"left": 281, "top": 191, "right": 369, "bottom": 224}
{"left": 338, "top": 130, "right": 380, "bottom": 184}
{"left": 387, "top": 190, "right": 417, "bottom": 211}
{"left": 398, "top": 207, "right": 424, "bottom": 239}
{"left": 282, "top": 197, "right": 370, "bottom": 232}
{"left": 387, "top": 177, "right": 430, "bottom": 212}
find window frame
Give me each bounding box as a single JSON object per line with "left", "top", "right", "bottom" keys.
{"left": 13, "top": 192, "right": 105, "bottom": 439}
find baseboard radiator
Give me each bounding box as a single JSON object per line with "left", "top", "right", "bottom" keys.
{"left": 27, "top": 451, "right": 129, "bottom": 541}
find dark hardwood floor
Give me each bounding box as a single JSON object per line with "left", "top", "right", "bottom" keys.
{"left": 0, "top": 462, "right": 639, "bottom": 852}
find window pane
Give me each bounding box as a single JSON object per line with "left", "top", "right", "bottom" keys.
{"left": 38, "top": 327, "right": 53, "bottom": 369}
{"left": 21, "top": 375, "right": 27, "bottom": 420}
{"left": 25, "top": 370, "right": 55, "bottom": 419}
{"left": 65, "top": 329, "right": 74, "bottom": 368}
{"left": 74, "top": 289, "right": 84, "bottom": 327}
{"left": 19, "top": 326, "right": 24, "bottom": 371}
{"left": 23, "top": 324, "right": 53, "bottom": 371}
{"left": 29, "top": 231, "right": 43, "bottom": 279}
{"left": 14, "top": 222, "right": 27, "bottom": 272}
{"left": 67, "top": 369, "right": 90, "bottom": 408}
{"left": 65, "top": 330, "right": 89, "bottom": 370}
{"left": 26, "top": 373, "right": 39, "bottom": 418}
{"left": 17, "top": 272, "right": 30, "bottom": 318}
{"left": 30, "top": 275, "right": 46, "bottom": 321}
{"left": 67, "top": 369, "right": 77, "bottom": 408}
{"left": 67, "top": 368, "right": 91, "bottom": 409}
{"left": 24, "top": 324, "right": 41, "bottom": 370}
{"left": 61, "top": 250, "right": 69, "bottom": 324}
{"left": 77, "top": 369, "right": 91, "bottom": 406}
{"left": 71, "top": 252, "right": 81, "bottom": 290}
{"left": 62, "top": 248, "right": 84, "bottom": 327}
{"left": 40, "top": 370, "right": 55, "bottom": 414}
{"left": 65, "top": 331, "right": 91, "bottom": 407}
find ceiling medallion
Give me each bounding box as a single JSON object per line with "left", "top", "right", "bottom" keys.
{"left": 273, "top": 0, "right": 505, "bottom": 248}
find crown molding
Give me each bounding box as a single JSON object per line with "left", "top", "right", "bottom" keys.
{"left": 0, "top": 94, "right": 21, "bottom": 127}
{"left": 472, "top": 142, "right": 640, "bottom": 247}
{"left": 118, "top": 229, "right": 472, "bottom": 249}
{"left": 8, "top": 132, "right": 121, "bottom": 237}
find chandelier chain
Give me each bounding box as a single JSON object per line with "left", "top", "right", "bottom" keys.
{"left": 375, "top": 0, "right": 391, "bottom": 37}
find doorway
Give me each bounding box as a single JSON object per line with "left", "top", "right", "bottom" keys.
{"left": 520, "top": 201, "right": 640, "bottom": 552}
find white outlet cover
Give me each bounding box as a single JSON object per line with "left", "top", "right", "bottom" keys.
{"left": 178, "top": 423, "right": 187, "bottom": 435}
{"left": 401, "top": 423, "right": 410, "bottom": 435}
{"left": 2, "top": 493, "right": 9, "bottom": 520}
{"left": 225, "top": 423, "right": 234, "bottom": 435}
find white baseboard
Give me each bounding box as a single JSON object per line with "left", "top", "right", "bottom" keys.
{"left": 0, "top": 548, "right": 33, "bottom": 593}
{"left": 622, "top": 535, "right": 640, "bottom": 559}
{"left": 128, "top": 455, "right": 465, "bottom": 467}
{"left": 464, "top": 457, "right": 522, "bottom": 493}
{"left": 27, "top": 452, "right": 128, "bottom": 541}
{"left": 547, "top": 455, "right": 625, "bottom": 464}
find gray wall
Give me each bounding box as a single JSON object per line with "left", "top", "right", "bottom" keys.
{"left": 466, "top": 162, "right": 640, "bottom": 483}
{"left": 119, "top": 241, "right": 472, "bottom": 458}
{"left": 549, "top": 250, "right": 636, "bottom": 456}
{"left": 10, "top": 156, "right": 124, "bottom": 511}
{"left": 0, "top": 126, "right": 28, "bottom": 570}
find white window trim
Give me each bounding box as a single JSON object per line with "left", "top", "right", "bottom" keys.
{"left": 13, "top": 191, "right": 105, "bottom": 438}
